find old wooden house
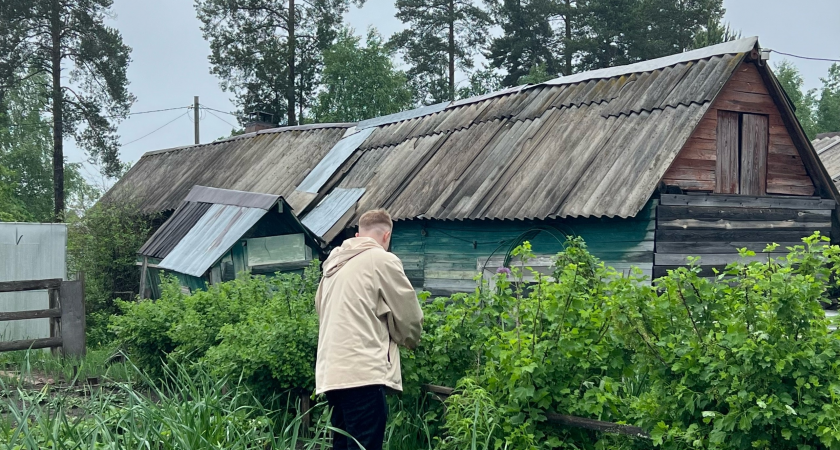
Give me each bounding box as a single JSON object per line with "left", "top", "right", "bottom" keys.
{"left": 108, "top": 37, "right": 839, "bottom": 295}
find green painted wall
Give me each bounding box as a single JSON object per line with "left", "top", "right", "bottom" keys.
{"left": 390, "top": 199, "right": 657, "bottom": 294}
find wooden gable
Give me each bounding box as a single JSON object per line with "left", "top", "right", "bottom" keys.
{"left": 662, "top": 61, "right": 816, "bottom": 196}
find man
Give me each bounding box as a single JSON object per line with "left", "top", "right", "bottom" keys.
{"left": 315, "top": 209, "right": 424, "bottom": 450}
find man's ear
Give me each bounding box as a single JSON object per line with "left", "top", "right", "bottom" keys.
{"left": 355, "top": 232, "right": 359, "bottom": 237}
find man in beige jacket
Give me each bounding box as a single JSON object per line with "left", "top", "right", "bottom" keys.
{"left": 315, "top": 209, "right": 424, "bottom": 450}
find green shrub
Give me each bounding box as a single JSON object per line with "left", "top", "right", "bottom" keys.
{"left": 202, "top": 266, "right": 321, "bottom": 396}
{"left": 67, "top": 200, "right": 157, "bottom": 346}
{"left": 111, "top": 263, "right": 321, "bottom": 397}
{"left": 110, "top": 278, "right": 186, "bottom": 379}
{"left": 621, "top": 234, "right": 840, "bottom": 449}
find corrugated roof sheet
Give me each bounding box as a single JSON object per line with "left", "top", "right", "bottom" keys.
{"left": 138, "top": 201, "right": 213, "bottom": 259}
{"left": 109, "top": 38, "right": 783, "bottom": 235}
{"left": 301, "top": 188, "right": 366, "bottom": 239}
{"left": 138, "top": 186, "right": 283, "bottom": 260}
{"left": 815, "top": 134, "right": 840, "bottom": 183}
{"left": 158, "top": 204, "right": 267, "bottom": 277}
{"left": 103, "top": 125, "right": 352, "bottom": 214}
{"left": 184, "top": 186, "right": 280, "bottom": 209}
{"left": 296, "top": 127, "right": 375, "bottom": 194}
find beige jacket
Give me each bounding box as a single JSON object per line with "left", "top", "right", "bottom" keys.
{"left": 314, "top": 237, "right": 423, "bottom": 395}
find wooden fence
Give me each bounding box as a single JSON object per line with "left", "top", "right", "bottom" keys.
{"left": 0, "top": 278, "right": 85, "bottom": 356}
{"left": 423, "top": 384, "right": 650, "bottom": 440}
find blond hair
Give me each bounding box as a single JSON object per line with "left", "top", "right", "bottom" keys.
{"left": 358, "top": 209, "right": 393, "bottom": 233}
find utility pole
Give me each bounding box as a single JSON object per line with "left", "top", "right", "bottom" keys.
{"left": 193, "top": 96, "right": 200, "bottom": 145}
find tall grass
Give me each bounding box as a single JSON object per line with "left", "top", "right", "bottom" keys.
{"left": 0, "top": 359, "right": 337, "bottom": 450}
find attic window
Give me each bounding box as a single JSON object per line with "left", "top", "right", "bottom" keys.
{"left": 715, "top": 110, "right": 768, "bottom": 195}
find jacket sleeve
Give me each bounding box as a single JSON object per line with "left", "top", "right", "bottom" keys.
{"left": 377, "top": 253, "right": 424, "bottom": 349}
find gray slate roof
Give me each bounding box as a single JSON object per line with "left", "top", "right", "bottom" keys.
{"left": 815, "top": 133, "right": 840, "bottom": 182}
{"left": 108, "top": 37, "right": 835, "bottom": 242}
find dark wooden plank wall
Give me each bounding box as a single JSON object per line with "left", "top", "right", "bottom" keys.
{"left": 662, "top": 61, "right": 815, "bottom": 196}
{"left": 654, "top": 194, "right": 832, "bottom": 278}
{"left": 390, "top": 200, "right": 657, "bottom": 295}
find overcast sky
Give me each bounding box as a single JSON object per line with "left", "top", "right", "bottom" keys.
{"left": 67, "top": 0, "right": 840, "bottom": 182}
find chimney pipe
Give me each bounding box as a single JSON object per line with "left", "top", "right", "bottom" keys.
{"left": 245, "top": 111, "right": 275, "bottom": 133}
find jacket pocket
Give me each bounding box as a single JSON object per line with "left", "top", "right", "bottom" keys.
{"left": 387, "top": 340, "right": 394, "bottom": 367}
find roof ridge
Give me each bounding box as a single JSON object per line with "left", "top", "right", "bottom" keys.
{"left": 139, "top": 123, "right": 355, "bottom": 158}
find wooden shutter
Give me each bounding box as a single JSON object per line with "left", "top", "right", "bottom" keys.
{"left": 740, "top": 114, "right": 768, "bottom": 196}
{"left": 715, "top": 111, "right": 740, "bottom": 194}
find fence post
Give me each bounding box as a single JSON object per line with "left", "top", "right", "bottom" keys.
{"left": 49, "top": 286, "right": 61, "bottom": 356}
{"left": 60, "top": 280, "right": 86, "bottom": 357}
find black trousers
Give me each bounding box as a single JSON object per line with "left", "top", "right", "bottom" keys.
{"left": 325, "top": 385, "right": 388, "bottom": 450}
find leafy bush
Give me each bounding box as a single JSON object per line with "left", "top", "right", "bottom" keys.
{"left": 203, "top": 267, "right": 321, "bottom": 396}
{"left": 112, "top": 263, "right": 321, "bottom": 396}
{"left": 67, "top": 200, "right": 157, "bottom": 345}
{"left": 406, "top": 234, "right": 840, "bottom": 449}
{"left": 110, "top": 279, "right": 186, "bottom": 379}
{"left": 621, "top": 234, "right": 840, "bottom": 449}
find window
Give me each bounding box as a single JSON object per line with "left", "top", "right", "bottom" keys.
{"left": 715, "top": 111, "right": 769, "bottom": 195}
{"left": 246, "top": 234, "right": 312, "bottom": 268}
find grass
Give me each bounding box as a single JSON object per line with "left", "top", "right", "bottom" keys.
{"left": 0, "top": 349, "right": 448, "bottom": 450}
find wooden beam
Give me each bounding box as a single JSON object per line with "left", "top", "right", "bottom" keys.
{"left": 657, "top": 206, "right": 832, "bottom": 221}
{"left": 659, "top": 194, "right": 835, "bottom": 210}
{"left": 657, "top": 219, "right": 831, "bottom": 231}
{"left": 0, "top": 279, "right": 62, "bottom": 293}
{"left": 0, "top": 337, "right": 63, "bottom": 353}
{"left": 656, "top": 228, "right": 831, "bottom": 243}
{"left": 655, "top": 252, "right": 788, "bottom": 266}
{"left": 0, "top": 309, "right": 61, "bottom": 322}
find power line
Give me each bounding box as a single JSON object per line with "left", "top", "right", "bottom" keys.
{"left": 769, "top": 49, "right": 840, "bottom": 63}
{"left": 205, "top": 109, "right": 238, "bottom": 129}
{"left": 122, "top": 111, "right": 190, "bottom": 146}
{"left": 200, "top": 105, "right": 239, "bottom": 117}
{"left": 116, "top": 106, "right": 193, "bottom": 118}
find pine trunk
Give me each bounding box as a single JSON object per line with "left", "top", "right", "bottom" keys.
{"left": 448, "top": 0, "right": 455, "bottom": 100}
{"left": 287, "top": 0, "right": 297, "bottom": 125}
{"left": 51, "top": 0, "right": 64, "bottom": 221}
{"left": 564, "top": 0, "right": 572, "bottom": 76}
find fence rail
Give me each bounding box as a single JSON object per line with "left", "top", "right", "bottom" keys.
{"left": 0, "top": 277, "right": 85, "bottom": 357}
{"left": 422, "top": 384, "right": 650, "bottom": 440}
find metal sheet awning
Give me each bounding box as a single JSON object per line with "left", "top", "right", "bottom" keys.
{"left": 158, "top": 204, "right": 267, "bottom": 277}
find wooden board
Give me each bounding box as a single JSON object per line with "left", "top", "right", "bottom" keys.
{"left": 655, "top": 241, "right": 808, "bottom": 254}
{"left": 656, "top": 228, "right": 831, "bottom": 243}
{"left": 657, "top": 206, "right": 831, "bottom": 221}
{"left": 740, "top": 114, "right": 768, "bottom": 195}
{"left": 657, "top": 219, "right": 830, "bottom": 230}
{"left": 659, "top": 194, "right": 835, "bottom": 210}
{"left": 655, "top": 252, "right": 788, "bottom": 266}
{"left": 0, "top": 279, "right": 62, "bottom": 293}
{"left": 716, "top": 110, "right": 740, "bottom": 194}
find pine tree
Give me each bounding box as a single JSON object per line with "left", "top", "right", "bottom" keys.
{"left": 0, "top": 0, "right": 133, "bottom": 220}
{"left": 196, "top": 0, "right": 357, "bottom": 126}
{"left": 389, "top": 0, "right": 492, "bottom": 103}
{"left": 816, "top": 64, "right": 840, "bottom": 135}
{"left": 488, "top": 0, "right": 559, "bottom": 86}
